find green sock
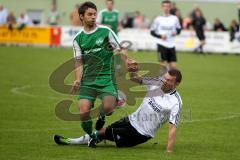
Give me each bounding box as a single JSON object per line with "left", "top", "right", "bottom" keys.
{"left": 81, "top": 119, "right": 93, "bottom": 136}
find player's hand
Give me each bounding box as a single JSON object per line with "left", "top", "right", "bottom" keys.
{"left": 161, "top": 35, "right": 167, "bottom": 40}
{"left": 126, "top": 58, "right": 139, "bottom": 72}
{"left": 172, "top": 32, "right": 177, "bottom": 36}
{"left": 70, "top": 80, "right": 80, "bottom": 95}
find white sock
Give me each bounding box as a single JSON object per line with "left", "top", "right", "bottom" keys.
{"left": 69, "top": 134, "right": 90, "bottom": 145}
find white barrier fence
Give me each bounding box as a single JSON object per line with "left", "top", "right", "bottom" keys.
{"left": 60, "top": 26, "right": 240, "bottom": 54}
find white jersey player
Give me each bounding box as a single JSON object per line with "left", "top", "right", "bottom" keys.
{"left": 150, "top": 0, "right": 181, "bottom": 69}
{"left": 54, "top": 66, "right": 183, "bottom": 153}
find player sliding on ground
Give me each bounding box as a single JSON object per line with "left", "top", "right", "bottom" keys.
{"left": 55, "top": 60, "right": 183, "bottom": 152}
{"left": 70, "top": 2, "right": 128, "bottom": 143}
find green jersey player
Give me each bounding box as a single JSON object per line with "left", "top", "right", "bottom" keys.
{"left": 97, "top": 0, "right": 121, "bottom": 34}
{"left": 97, "top": 0, "right": 123, "bottom": 75}
{"left": 70, "top": 2, "right": 128, "bottom": 141}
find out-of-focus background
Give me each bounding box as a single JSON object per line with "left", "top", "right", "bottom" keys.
{"left": 0, "top": 0, "right": 239, "bottom": 53}
{"left": 0, "top": 0, "right": 238, "bottom": 25}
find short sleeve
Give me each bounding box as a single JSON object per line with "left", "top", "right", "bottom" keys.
{"left": 108, "top": 29, "right": 121, "bottom": 50}
{"left": 73, "top": 40, "right": 82, "bottom": 60}
{"left": 169, "top": 103, "right": 182, "bottom": 126}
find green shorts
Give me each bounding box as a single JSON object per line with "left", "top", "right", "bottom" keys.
{"left": 77, "top": 84, "right": 118, "bottom": 103}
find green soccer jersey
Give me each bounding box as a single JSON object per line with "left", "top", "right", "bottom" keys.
{"left": 97, "top": 9, "right": 119, "bottom": 34}
{"left": 73, "top": 25, "right": 121, "bottom": 87}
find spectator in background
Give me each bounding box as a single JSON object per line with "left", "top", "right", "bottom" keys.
{"left": 17, "top": 13, "right": 32, "bottom": 25}
{"left": 238, "top": 2, "right": 240, "bottom": 26}
{"left": 47, "top": 4, "right": 60, "bottom": 26}
{"left": 170, "top": 2, "right": 178, "bottom": 15}
{"left": 213, "top": 18, "right": 226, "bottom": 31}
{"left": 7, "top": 11, "right": 16, "bottom": 30}
{"left": 0, "top": 5, "right": 8, "bottom": 25}
{"left": 191, "top": 8, "right": 206, "bottom": 53}
{"left": 97, "top": 0, "right": 121, "bottom": 34}
{"left": 133, "top": 11, "right": 145, "bottom": 28}
{"left": 183, "top": 13, "right": 192, "bottom": 30}
{"left": 121, "top": 13, "right": 134, "bottom": 28}
{"left": 175, "top": 10, "right": 183, "bottom": 28}
{"left": 70, "top": 4, "right": 82, "bottom": 26}
{"left": 16, "top": 12, "right": 32, "bottom": 30}
{"left": 229, "top": 19, "right": 239, "bottom": 42}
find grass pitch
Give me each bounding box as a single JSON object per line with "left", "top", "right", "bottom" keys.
{"left": 0, "top": 46, "right": 240, "bottom": 160}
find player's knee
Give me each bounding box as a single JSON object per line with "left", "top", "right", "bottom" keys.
{"left": 79, "top": 108, "right": 90, "bottom": 120}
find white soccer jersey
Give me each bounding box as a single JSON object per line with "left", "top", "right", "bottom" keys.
{"left": 129, "top": 76, "right": 182, "bottom": 137}
{"left": 151, "top": 15, "right": 181, "bottom": 48}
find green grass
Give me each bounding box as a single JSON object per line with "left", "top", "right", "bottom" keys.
{"left": 0, "top": 46, "right": 240, "bottom": 160}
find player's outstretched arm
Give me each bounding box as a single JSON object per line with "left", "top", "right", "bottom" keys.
{"left": 127, "top": 59, "right": 142, "bottom": 84}
{"left": 70, "top": 59, "right": 83, "bottom": 95}
{"left": 166, "top": 123, "right": 177, "bottom": 153}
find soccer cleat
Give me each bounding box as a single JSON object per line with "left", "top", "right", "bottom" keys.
{"left": 95, "top": 116, "right": 106, "bottom": 130}
{"left": 54, "top": 134, "right": 71, "bottom": 145}
{"left": 88, "top": 138, "right": 98, "bottom": 148}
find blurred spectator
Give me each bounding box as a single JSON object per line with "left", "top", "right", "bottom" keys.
{"left": 0, "top": 5, "right": 8, "bottom": 25}
{"left": 238, "top": 2, "right": 240, "bottom": 25}
{"left": 47, "top": 4, "right": 60, "bottom": 26}
{"left": 192, "top": 8, "right": 206, "bottom": 53}
{"left": 230, "top": 19, "right": 239, "bottom": 42}
{"left": 70, "top": 4, "right": 82, "bottom": 26}
{"left": 17, "top": 13, "right": 32, "bottom": 25}
{"left": 175, "top": 10, "right": 183, "bottom": 28}
{"left": 170, "top": 2, "right": 178, "bottom": 15}
{"left": 205, "top": 21, "right": 213, "bottom": 31}
{"left": 213, "top": 18, "right": 226, "bottom": 31}
{"left": 7, "top": 11, "right": 16, "bottom": 30}
{"left": 16, "top": 12, "right": 32, "bottom": 30}
{"left": 183, "top": 13, "right": 192, "bottom": 30}
{"left": 97, "top": 0, "right": 121, "bottom": 34}
{"left": 133, "top": 11, "right": 145, "bottom": 28}
{"left": 121, "top": 13, "right": 134, "bottom": 28}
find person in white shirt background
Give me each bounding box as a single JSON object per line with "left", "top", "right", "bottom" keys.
{"left": 150, "top": 0, "right": 181, "bottom": 69}
{"left": 0, "top": 5, "right": 8, "bottom": 25}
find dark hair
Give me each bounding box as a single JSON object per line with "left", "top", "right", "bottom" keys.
{"left": 168, "top": 69, "right": 182, "bottom": 83}
{"left": 106, "top": 0, "right": 114, "bottom": 4}
{"left": 78, "top": 1, "right": 97, "bottom": 16}
{"left": 162, "top": 0, "right": 171, "bottom": 4}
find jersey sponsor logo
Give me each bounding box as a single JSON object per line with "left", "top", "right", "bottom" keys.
{"left": 148, "top": 98, "right": 162, "bottom": 113}
{"left": 104, "top": 15, "right": 117, "bottom": 22}
{"left": 96, "top": 37, "right": 104, "bottom": 46}
{"left": 161, "top": 26, "right": 174, "bottom": 31}
{"left": 84, "top": 48, "right": 102, "bottom": 54}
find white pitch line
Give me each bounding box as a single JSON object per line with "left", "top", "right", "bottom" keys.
{"left": 10, "top": 85, "right": 61, "bottom": 100}
{"left": 9, "top": 85, "right": 240, "bottom": 126}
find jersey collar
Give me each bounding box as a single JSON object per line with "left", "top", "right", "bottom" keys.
{"left": 169, "top": 90, "right": 176, "bottom": 95}
{"left": 83, "top": 25, "right": 98, "bottom": 34}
